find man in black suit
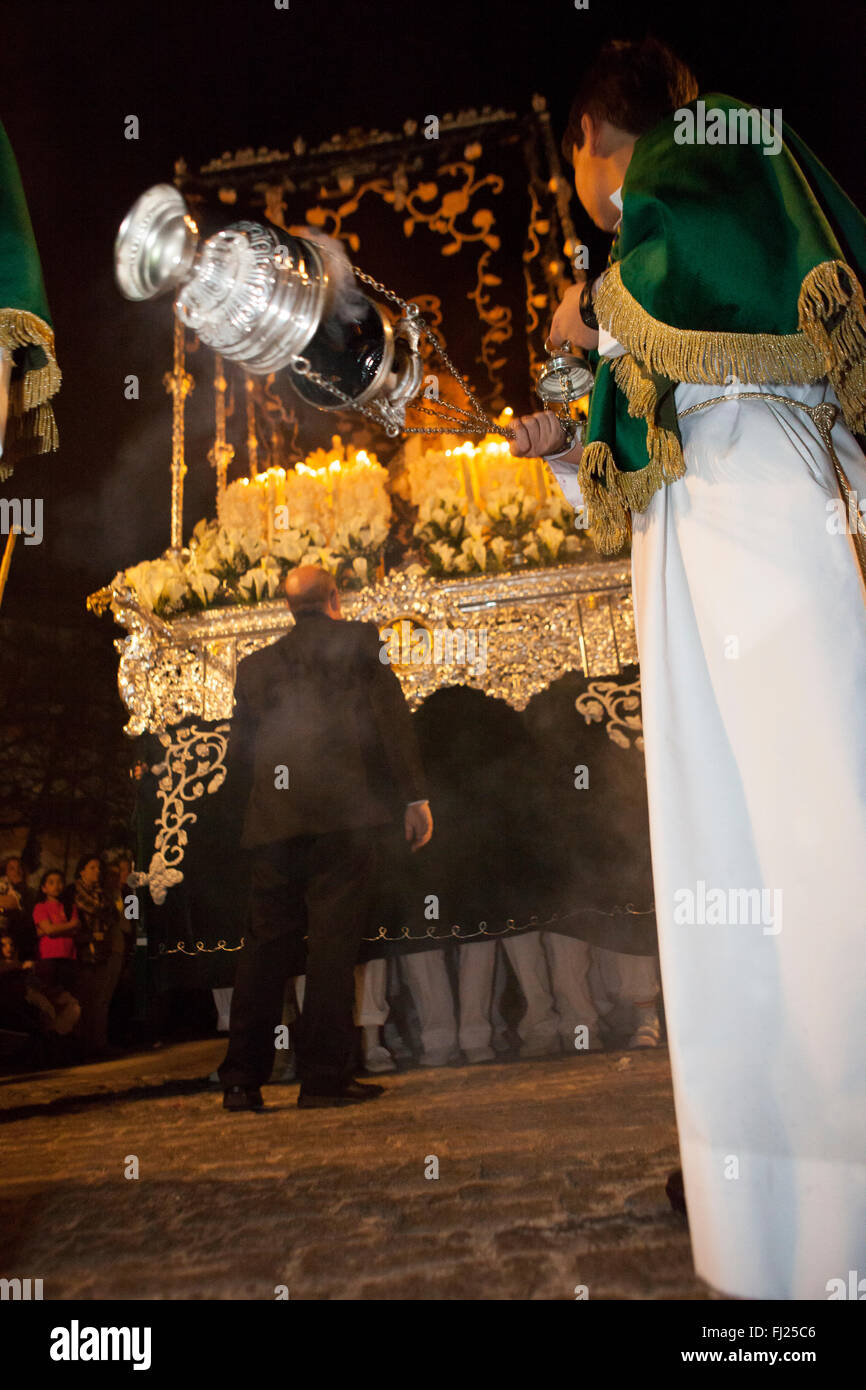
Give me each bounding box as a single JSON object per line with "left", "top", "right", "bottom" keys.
{"left": 218, "top": 565, "right": 432, "bottom": 1111}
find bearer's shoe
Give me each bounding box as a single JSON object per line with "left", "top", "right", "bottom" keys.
{"left": 297, "top": 1079, "right": 385, "bottom": 1108}
{"left": 223, "top": 1085, "right": 264, "bottom": 1111}
{"left": 463, "top": 1045, "right": 496, "bottom": 1064}
{"left": 361, "top": 1025, "right": 397, "bottom": 1073}
{"left": 383, "top": 1024, "right": 413, "bottom": 1063}
{"left": 566, "top": 1031, "right": 605, "bottom": 1054}
{"left": 363, "top": 1046, "right": 397, "bottom": 1074}
{"left": 269, "top": 1057, "right": 298, "bottom": 1083}
{"left": 627, "top": 1004, "right": 661, "bottom": 1049}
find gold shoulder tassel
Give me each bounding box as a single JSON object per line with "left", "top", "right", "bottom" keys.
{"left": 579, "top": 359, "right": 690, "bottom": 554}
{"left": 578, "top": 441, "right": 631, "bottom": 554}
{"left": 798, "top": 260, "right": 866, "bottom": 433}
{"left": 611, "top": 352, "right": 687, "bottom": 499}
{"left": 0, "top": 308, "right": 62, "bottom": 461}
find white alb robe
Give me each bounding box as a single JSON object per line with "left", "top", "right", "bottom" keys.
{"left": 631, "top": 375, "right": 866, "bottom": 1299}
{"left": 544, "top": 171, "right": 866, "bottom": 1295}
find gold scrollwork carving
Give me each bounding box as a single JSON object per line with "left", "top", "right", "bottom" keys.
{"left": 285, "top": 159, "right": 512, "bottom": 407}
{"left": 575, "top": 679, "right": 644, "bottom": 752}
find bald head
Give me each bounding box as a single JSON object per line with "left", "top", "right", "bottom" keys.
{"left": 284, "top": 565, "right": 340, "bottom": 618}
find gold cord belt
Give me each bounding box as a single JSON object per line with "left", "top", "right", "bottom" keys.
{"left": 677, "top": 391, "right": 866, "bottom": 586}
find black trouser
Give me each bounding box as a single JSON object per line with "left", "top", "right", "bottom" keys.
{"left": 73, "top": 953, "right": 123, "bottom": 1055}
{"left": 218, "top": 828, "right": 376, "bottom": 1092}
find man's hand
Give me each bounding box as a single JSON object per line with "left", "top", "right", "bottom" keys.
{"left": 549, "top": 282, "right": 599, "bottom": 352}
{"left": 510, "top": 411, "right": 567, "bottom": 459}
{"left": 405, "top": 800, "right": 433, "bottom": 852}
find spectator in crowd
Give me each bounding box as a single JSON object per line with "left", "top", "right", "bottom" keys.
{"left": 33, "top": 869, "right": 79, "bottom": 994}
{"left": 64, "top": 855, "right": 124, "bottom": 1058}
{"left": 103, "top": 849, "right": 136, "bottom": 1047}
{"left": 0, "top": 854, "right": 38, "bottom": 961}
{"left": 0, "top": 928, "right": 80, "bottom": 1065}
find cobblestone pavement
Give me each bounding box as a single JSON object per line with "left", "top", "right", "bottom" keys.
{"left": 0, "top": 1043, "right": 709, "bottom": 1300}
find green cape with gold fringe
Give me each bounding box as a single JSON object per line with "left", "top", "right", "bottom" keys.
{"left": 580, "top": 93, "right": 866, "bottom": 553}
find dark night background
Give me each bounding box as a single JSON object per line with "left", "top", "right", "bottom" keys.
{"left": 0, "top": 0, "right": 862, "bottom": 860}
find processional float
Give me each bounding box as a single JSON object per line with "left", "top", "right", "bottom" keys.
{"left": 100, "top": 111, "right": 641, "bottom": 908}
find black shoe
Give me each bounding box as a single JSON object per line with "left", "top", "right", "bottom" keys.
{"left": 223, "top": 1085, "right": 264, "bottom": 1111}
{"left": 297, "top": 1079, "right": 385, "bottom": 1109}
{"left": 666, "top": 1168, "right": 687, "bottom": 1216}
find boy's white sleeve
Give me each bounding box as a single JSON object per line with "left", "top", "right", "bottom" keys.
{"left": 542, "top": 450, "right": 586, "bottom": 513}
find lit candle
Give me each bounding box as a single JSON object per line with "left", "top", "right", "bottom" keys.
{"left": 534, "top": 458, "right": 548, "bottom": 502}
{"left": 459, "top": 453, "right": 475, "bottom": 507}
{"left": 265, "top": 472, "right": 274, "bottom": 549}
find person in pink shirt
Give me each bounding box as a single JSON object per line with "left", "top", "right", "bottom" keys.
{"left": 33, "top": 870, "right": 79, "bottom": 992}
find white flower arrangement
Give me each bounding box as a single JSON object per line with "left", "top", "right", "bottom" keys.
{"left": 123, "top": 554, "right": 189, "bottom": 617}
{"left": 116, "top": 437, "right": 395, "bottom": 618}
{"left": 237, "top": 556, "right": 284, "bottom": 604}
{"left": 113, "top": 430, "right": 593, "bottom": 620}
{"left": 483, "top": 485, "right": 539, "bottom": 539}
{"left": 411, "top": 473, "right": 588, "bottom": 581}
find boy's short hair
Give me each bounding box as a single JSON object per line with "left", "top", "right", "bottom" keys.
{"left": 561, "top": 36, "right": 699, "bottom": 162}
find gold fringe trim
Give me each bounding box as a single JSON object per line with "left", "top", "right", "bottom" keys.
{"left": 0, "top": 309, "right": 61, "bottom": 469}
{"left": 611, "top": 354, "right": 687, "bottom": 486}
{"left": 0, "top": 306, "right": 56, "bottom": 355}
{"left": 595, "top": 263, "right": 826, "bottom": 386}
{"left": 9, "top": 357, "right": 62, "bottom": 412}
{"left": 2, "top": 401, "right": 58, "bottom": 465}
{"left": 797, "top": 260, "right": 866, "bottom": 433}
{"left": 611, "top": 352, "right": 656, "bottom": 420}
{"left": 579, "top": 354, "right": 690, "bottom": 552}
{"left": 578, "top": 442, "right": 628, "bottom": 555}
{"left": 596, "top": 260, "right": 866, "bottom": 435}
{"left": 583, "top": 259, "right": 866, "bottom": 551}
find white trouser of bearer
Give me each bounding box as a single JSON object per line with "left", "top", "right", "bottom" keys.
{"left": 354, "top": 958, "right": 388, "bottom": 1027}
{"left": 457, "top": 933, "right": 559, "bottom": 1053}
{"left": 356, "top": 952, "right": 461, "bottom": 1064}
{"left": 501, "top": 931, "right": 559, "bottom": 1049}
{"left": 400, "top": 950, "right": 458, "bottom": 1061}
{"left": 542, "top": 934, "right": 659, "bottom": 1040}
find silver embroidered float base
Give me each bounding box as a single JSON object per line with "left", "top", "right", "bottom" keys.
{"left": 114, "top": 560, "right": 636, "bottom": 735}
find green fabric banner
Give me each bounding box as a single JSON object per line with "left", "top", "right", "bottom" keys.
{"left": 0, "top": 117, "right": 60, "bottom": 471}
